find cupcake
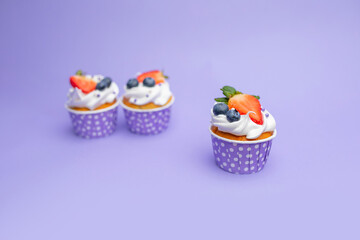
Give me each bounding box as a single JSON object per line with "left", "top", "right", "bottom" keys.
{"left": 65, "top": 70, "right": 120, "bottom": 138}
{"left": 210, "top": 86, "right": 277, "bottom": 174}
{"left": 120, "top": 70, "right": 174, "bottom": 135}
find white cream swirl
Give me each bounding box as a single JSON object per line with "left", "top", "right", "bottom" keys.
{"left": 123, "top": 81, "right": 172, "bottom": 106}
{"left": 67, "top": 75, "right": 119, "bottom": 110}
{"left": 211, "top": 105, "right": 276, "bottom": 139}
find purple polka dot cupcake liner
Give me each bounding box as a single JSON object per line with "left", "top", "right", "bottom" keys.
{"left": 210, "top": 127, "right": 277, "bottom": 174}
{"left": 120, "top": 97, "right": 174, "bottom": 135}
{"left": 66, "top": 101, "right": 119, "bottom": 139}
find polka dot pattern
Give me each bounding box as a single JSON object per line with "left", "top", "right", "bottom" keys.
{"left": 69, "top": 107, "right": 118, "bottom": 139}
{"left": 211, "top": 135, "right": 273, "bottom": 174}
{"left": 123, "top": 107, "right": 172, "bottom": 135}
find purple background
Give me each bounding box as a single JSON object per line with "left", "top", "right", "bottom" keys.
{"left": 1, "top": 0, "right": 359, "bottom": 239}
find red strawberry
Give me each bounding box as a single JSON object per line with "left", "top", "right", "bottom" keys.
{"left": 137, "top": 70, "right": 166, "bottom": 84}
{"left": 70, "top": 75, "right": 96, "bottom": 94}
{"left": 228, "top": 94, "right": 263, "bottom": 125}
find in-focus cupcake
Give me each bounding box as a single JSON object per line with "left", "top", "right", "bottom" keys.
{"left": 210, "top": 86, "right": 277, "bottom": 174}
{"left": 65, "top": 70, "right": 120, "bottom": 139}
{"left": 120, "top": 70, "right": 174, "bottom": 135}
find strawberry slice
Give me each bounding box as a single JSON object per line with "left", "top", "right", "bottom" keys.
{"left": 70, "top": 75, "right": 96, "bottom": 94}
{"left": 228, "top": 94, "right": 263, "bottom": 125}
{"left": 137, "top": 70, "right": 166, "bottom": 84}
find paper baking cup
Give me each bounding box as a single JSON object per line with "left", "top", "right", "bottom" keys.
{"left": 120, "top": 97, "right": 174, "bottom": 135}
{"left": 65, "top": 101, "right": 120, "bottom": 139}
{"left": 210, "top": 127, "right": 277, "bottom": 174}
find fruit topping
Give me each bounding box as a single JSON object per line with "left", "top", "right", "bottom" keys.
{"left": 215, "top": 86, "right": 263, "bottom": 125}
{"left": 143, "top": 77, "right": 156, "bottom": 87}
{"left": 96, "top": 77, "right": 112, "bottom": 91}
{"left": 127, "top": 78, "right": 139, "bottom": 89}
{"left": 226, "top": 109, "right": 241, "bottom": 122}
{"left": 70, "top": 71, "right": 96, "bottom": 94}
{"left": 213, "top": 103, "right": 229, "bottom": 116}
{"left": 137, "top": 70, "right": 167, "bottom": 84}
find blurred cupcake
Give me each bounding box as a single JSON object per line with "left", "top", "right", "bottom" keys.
{"left": 210, "top": 86, "right": 276, "bottom": 174}
{"left": 120, "top": 70, "right": 174, "bottom": 135}
{"left": 65, "top": 70, "right": 120, "bottom": 138}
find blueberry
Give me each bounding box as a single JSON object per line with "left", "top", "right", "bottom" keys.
{"left": 102, "top": 77, "right": 112, "bottom": 87}
{"left": 96, "top": 77, "right": 112, "bottom": 91}
{"left": 213, "top": 103, "right": 229, "bottom": 116}
{"left": 126, "top": 78, "right": 139, "bottom": 89}
{"left": 96, "top": 81, "right": 107, "bottom": 91}
{"left": 226, "top": 109, "right": 241, "bottom": 122}
{"left": 143, "top": 77, "right": 155, "bottom": 87}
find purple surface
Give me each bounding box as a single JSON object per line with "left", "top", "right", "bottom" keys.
{"left": 0, "top": 0, "right": 359, "bottom": 239}
{"left": 123, "top": 105, "right": 172, "bottom": 135}
{"left": 211, "top": 134, "right": 273, "bottom": 174}
{"left": 68, "top": 106, "right": 118, "bottom": 139}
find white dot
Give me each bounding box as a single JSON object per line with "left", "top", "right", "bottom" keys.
{"left": 223, "top": 162, "right": 227, "bottom": 166}
{"left": 245, "top": 161, "right": 249, "bottom": 164}
{"left": 250, "top": 160, "right": 254, "bottom": 164}
{"left": 256, "top": 151, "right": 259, "bottom": 155}
{"left": 222, "top": 153, "right": 226, "bottom": 157}
{"left": 247, "top": 147, "right": 251, "bottom": 151}
{"left": 221, "top": 143, "right": 225, "bottom": 147}
{"left": 238, "top": 167, "right": 241, "bottom": 170}
{"left": 231, "top": 163, "right": 235, "bottom": 167}
{"left": 214, "top": 150, "right": 217, "bottom": 154}
{"left": 233, "top": 157, "right": 238, "bottom": 161}
{"left": 238, "top": 147, "right": 243, "bottom": 151}
{"left": 258, "top": 167, "right": 262, "bottom": 171}
{"left": 263, "top": 143, "right": 267, "bottom": 148}
{"left": 255, "top": 144, "right": 259, "bottom": 149}
{"left": 238, "top": 154, "right": 242, "bottom": 158}
{"left": 229, "top": 148, "right": 234, "bottom": 152}
{"left": 217, "top": 157, "right": 220, "bottom": 161}
{"left": 215, "top": 142, "right": 218, "bottom": 146}
{"left": 244, "top": 167, "right": 249, "bottom": 171}
{"left": 262, "top": 162, "right": 265, "bottom": 165}
{"left": 228, "top": 168, "right": 232, "bottom": 172}
{"left": 250, "top": 166, "right": 255, "bottom": 170}
{"left": 259, "top": 153, "right": 263, "bottom": 157}
{"left": 95, "top": 121, "right": 99, "bottom": 125}
{"left": 94, "top": 115, "right": 98, "bottom": 119}
{"left": 232, "top": 143, "right": 237, "bottom": 146}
